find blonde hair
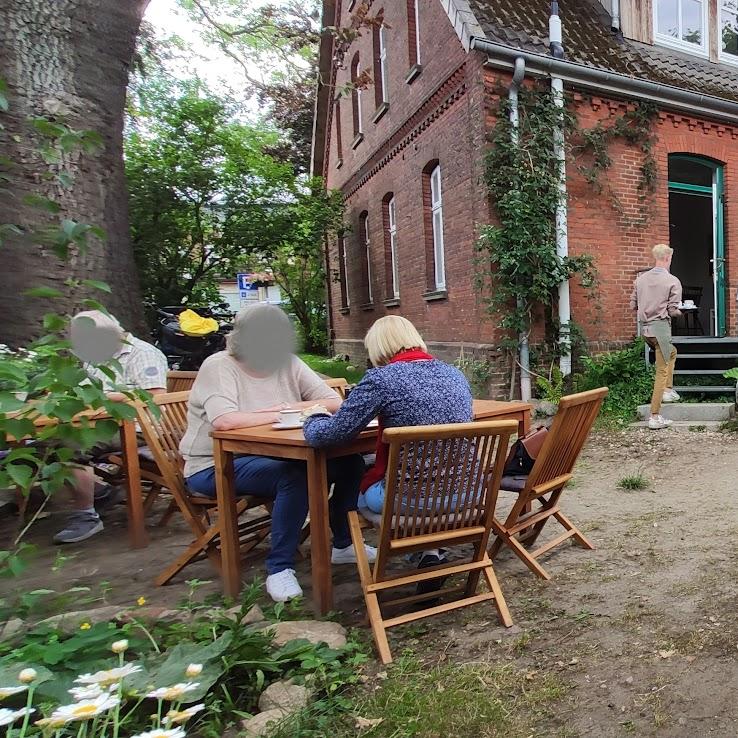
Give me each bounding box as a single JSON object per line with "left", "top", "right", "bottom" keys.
{"left": 652, "top": 243, "right": 673, "bottom": 260}
{"left": 364, "top": 316, "right": 427, "bottom": 367}
{"left": 72, "top": 310, "right": 124, "bottom": 335}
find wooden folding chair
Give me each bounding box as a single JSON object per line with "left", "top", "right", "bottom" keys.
{"left": 349, "top": 419, "right": 518, "bottom": 664}
{"left": 323, "top": 376, "right": 349, "bottom": 398}
{"left": 133, "top": 391, "right": 272, "bottom": 586}
{"left": 166, "top": 371, "right": 198, "bottom": 393}
{"left": 490, "top": 388, "right": 608, "bottom": 580}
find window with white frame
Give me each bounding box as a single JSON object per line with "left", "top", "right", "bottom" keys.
{"left": 429, "top": 165, "right": 446, "bottom": 291}
{"left": 350, "top": 54, "right": 363, "bottom": 139}
{"left": 721, "top": 0, "right": 738, "bottom": 59}
{"left": 339, "top": 235, "right": 350, "bottom": 308}
{"left": 388, "top": 197, "right": 400, "bottom": 299}
{"left": 379, "top": 25, "right": 389, "bottom": 104}
{"left": 654, "top": 0, "right": 707, "bottom": 53}
{"left": 361, "top": 212, "right": 373, "bottom": 303}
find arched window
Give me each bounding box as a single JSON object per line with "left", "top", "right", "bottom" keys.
{"left": 372, "top": 12, "right": 389, "bottom": 109}
{"left": 382, "top": 193, "right": 400, "bottom": 300}
{"left": 334, "top": 96, "right": 343, "bottom": 165}
{"left": 338, "top": 234, "right": 350, "bottom": 309}
{"left": 359, "top": 211, "right": 373, "bottom": 304}
{"left": 423, "top": 162, "right": 446, "bottom": 291}
{"left": 350, "top": 53, "right": 363, "bottom": 143}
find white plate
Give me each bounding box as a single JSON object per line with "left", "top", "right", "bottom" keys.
{"left": 272, "top": 420, "right": 304, "bottom": 430}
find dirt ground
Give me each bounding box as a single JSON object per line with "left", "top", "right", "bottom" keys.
{"left": 4, "top": 426, "right": 738, "bottom": 737}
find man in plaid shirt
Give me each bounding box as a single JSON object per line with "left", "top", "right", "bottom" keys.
{"left": 54, "top": 311, "right": 168, "bottom": 544}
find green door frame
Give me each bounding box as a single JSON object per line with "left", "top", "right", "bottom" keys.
{"left": 667, "top": 154, "right": 726, "bottom": 337}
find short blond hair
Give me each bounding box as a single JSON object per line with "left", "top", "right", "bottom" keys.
{"left": 364, "top": 316, "right": 427, "bottom": 367}
{"left": 652, "top": 243, "right": 673, "bottom": 260}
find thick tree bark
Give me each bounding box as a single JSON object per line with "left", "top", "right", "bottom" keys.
{"left": 0, "top": 0, "right": 150, "bottom": 346}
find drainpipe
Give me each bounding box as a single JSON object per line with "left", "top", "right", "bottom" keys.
{"left": 549, "top": 2, "right": 572, "bottom": 377}
{"left": 611, "top": 0, "right": 621, "bottom": 33}
{"left": 508, "top": 57, "right": 532, "bottom": 402}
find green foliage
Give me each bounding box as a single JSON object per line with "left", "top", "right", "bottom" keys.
{"left": 536, "top": 364, "right": 565, "bottom": 404}
{"left": 272, "top": 655, "right": 568, "bottom": 737}
{"left": 574, "top": 340, "right": 654, "bottom": 423}
{"left": 453, "top": 349, "right": 493, "bottom": 399}
{"left": 299, "top": 354, "right": 365, "bottom": 385}
{"left": 0, "top": 587, "right": 368, "bottom": 737}
{"left": 475, "top": 86, "right": 597, "bottom": 353}
{"left": 618, "top": 472, "right": 649, "bottom": 491}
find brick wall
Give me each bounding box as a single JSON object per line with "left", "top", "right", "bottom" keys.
{"left": 321, "top": 2, "right": 738, "bottom": 397}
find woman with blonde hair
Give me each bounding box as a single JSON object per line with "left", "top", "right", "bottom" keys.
{"left": 303, "top": 315, "right": 474, "bottom": 584}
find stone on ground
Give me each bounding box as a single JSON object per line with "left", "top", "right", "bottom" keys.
{"left": 240, "top": 708, "right": 287, "bottom": 737}
{"left": 35, "top": 605, "right": 122, "bottom": 633}
{"left": 267, "top": 619, "right": 347, "bottom": 649}
{"left": 258, "top": 680, "right": 312, "bottom": 714}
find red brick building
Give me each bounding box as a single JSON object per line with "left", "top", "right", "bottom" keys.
{"left": 313, "top": 0, "right": 738, "bottom": 390}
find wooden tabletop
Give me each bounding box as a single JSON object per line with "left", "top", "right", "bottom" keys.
{"left": 211, "top": 399, "right": 532, "bottom": 444}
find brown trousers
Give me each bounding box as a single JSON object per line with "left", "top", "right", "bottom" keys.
{"left": 646, "top": 337, "right": 677, "bottom": 415}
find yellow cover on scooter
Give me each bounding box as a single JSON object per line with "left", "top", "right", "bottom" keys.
{"left": 178, "top": 309, "right": 219, "bottom": 336}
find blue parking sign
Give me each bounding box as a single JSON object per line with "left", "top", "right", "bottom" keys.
{"left": 237, "top": 273, "right": 257, "bottom": 291}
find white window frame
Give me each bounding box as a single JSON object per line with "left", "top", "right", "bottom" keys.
{"left": 719, "top": 0, "right": 738, "bottom": 65}
{"left": 653, "top": 0, "right": 709, "bottom": 56}
{"left": 413, "top": 0, "right": 421, "bottom": 65}
{"left": 429, "top": 166, "right": 446, "bottom": 291}
{"left": 378, "top": 25, "right": 389, "bottom": 104}
{"left": 341, "top": 236, "right": 350, "bottom": 307}
{"left": 355, "top": 62, "right": 364, "bottom": 135}
{"left": 388, "top": 197, "right": 400, "bottom": 299}
{"left": 363, "top": 215, "right": 373, "bottom": 303}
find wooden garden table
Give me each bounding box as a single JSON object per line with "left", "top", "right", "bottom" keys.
{"left": 211, "top": 399, "right": 532, "bottom": 613}
{"left": 5, "top": 407, "right": 148, "bottom": 548}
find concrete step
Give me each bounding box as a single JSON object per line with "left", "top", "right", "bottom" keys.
{"left": 637, "top": 402, "right": 735, "bottom": 421}
{"left": 631, "top": 420, "right": 726, "bottom": 430}
{"left": 672, "top": 386, "right": 734, "bottom": 394}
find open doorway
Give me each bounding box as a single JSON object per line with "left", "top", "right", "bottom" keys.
{"left": 667, "top": 155, "right": 725, "bottom": 337}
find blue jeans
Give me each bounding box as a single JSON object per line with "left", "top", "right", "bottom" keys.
{"left": 186, "top": 454, "right": 364, "bottom": 575}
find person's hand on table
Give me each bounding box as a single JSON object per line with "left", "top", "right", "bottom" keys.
{"left": 301, "top": 404, "right": 331, "bottom": 420}
{"left": 256, "top": 402, "right": 292, "bottom": 413}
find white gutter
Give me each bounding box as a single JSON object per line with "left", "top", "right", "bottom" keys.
{"left": 611, "top": 0, "right": 621, "bottom": 33}
{"left": 508, "top": 57, "right": 532, "bottom": 402}
{"left": 549, "top": 3, "right": 572, "bottom": 377}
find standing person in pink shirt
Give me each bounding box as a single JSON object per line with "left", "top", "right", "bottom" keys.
{"left": 630, "top": 244, "right": 683, "bottom": 430}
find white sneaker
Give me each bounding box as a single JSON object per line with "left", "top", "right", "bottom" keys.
{"left": 662, "top": 389, "right": 681, "bottom": 402}
{"left": 266, "top": 569, "right": 303, "bottom": 602}
{"left": 648, "top": 415, "right": 673, "bottom": 430}
{"left": 331, "top": 543, "right": 378, "bottom": 564}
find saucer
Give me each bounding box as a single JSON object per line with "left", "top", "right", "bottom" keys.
{"left": 272, "top": 420, "right": 304, "bottom": 430}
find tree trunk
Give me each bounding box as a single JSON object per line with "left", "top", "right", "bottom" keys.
{"left": 0, "top": 0, "right": 150, "bottom": 346}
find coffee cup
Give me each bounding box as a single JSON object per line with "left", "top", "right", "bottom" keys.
{"left": 278, "top": 408, "right": 302, "bottom": 425}
{"left": 683, "top": 300, "right": 696, "bottom": 309}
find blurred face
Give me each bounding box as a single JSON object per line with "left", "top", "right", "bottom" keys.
{"left": 70, "top": 316, "right": 123, "bottom": 364}
{"left": 231, "top": 309, "right": 296, "bottom": 376}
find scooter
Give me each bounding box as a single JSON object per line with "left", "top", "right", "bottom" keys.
{"left": 154, "top": 304, "right": 233, "bottom": 370}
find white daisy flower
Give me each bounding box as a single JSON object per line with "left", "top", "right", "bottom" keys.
{"left": 0, "top": 708, "right": 33, "bottom": 727}
{"left": 130, "top": 729, "right": 187, "bottom": 738}
{"left": 36, "top": 716, "right": 69, "bottom": 729}
{"left": 185, "top": 663, "right": 202, "bottom": 678}
{"left": 146, "top": 682, "right": 200, "bottom": 701}
{"left": 0, "top": 686, "right": 27, "bottom": 699}
{"left": 75, "top": 663, "right": 142, "bottom": 687}
{"left": 49, "top": 693, "right": 120, "bottom": 723}
{"left": 163, "top": 703, "right": 205, "bottom": 725}
{"left": 18, "top": 668, "right": 37, "bottom": 684}
{"left": 68, "top": 683, "right": 104, "bottom": 701}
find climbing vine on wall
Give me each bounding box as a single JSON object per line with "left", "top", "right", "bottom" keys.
{"left": 475, "top": 84, "right": 656, "bottom": 360}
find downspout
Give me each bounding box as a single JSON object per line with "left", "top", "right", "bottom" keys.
{"left": 508, "top": 57, "right": 532, "bottom": 402}
{"left": 549, "top": 2, "right": 572, "bottom": 377}
{"left": 611, "top": 0, "right": 621, "bottom": 33}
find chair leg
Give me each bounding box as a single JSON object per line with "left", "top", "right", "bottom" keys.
{"left": 496, "top": 530, "right": 552, "bottom": 580}
{"left": 554, "top": 511, "right": 595, "bottom": 550}
{"left": 156, "top": 499, "right": 178, "bottom": 528}
{"left": 143, "top": 485, "right": 161, "bottom": 515}
{"left": 367, "top": 592, "right": 392, "bottom": 665}
{"left": 482, "top": 558, "right": 513, "bottom": 627}
{"left": 155, "top": 533, "right": 222, "bottom": 586}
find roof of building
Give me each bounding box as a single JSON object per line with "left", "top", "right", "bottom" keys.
{"left": 467, "top": 0, "right": 738, "bottom": 102}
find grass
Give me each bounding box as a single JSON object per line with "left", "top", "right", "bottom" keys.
{"left": 617, "top": 472, "right": 649, "bottom": 491}
{"left": 272, "top": 655, "right": 568, "bottom": 737}
{"left": 300, "top": 352, "right": 365, "bottom": 384}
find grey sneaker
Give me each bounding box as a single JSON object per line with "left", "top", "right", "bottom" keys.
{"left": 53, "top": 512, "right": 104, "bottom": 544}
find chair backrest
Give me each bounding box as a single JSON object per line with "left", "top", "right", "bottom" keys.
{"left": 525, "top": 388, "right": 608, "bottom": 493}
{"left": 324, "top": 377, "right": 349, "bottom": 398}
{"left": 167, "top": 371, "right": 198, "bottom": 393}
{"left": 134, "top": 391, "right": 190, "bottom": 495}
{"left": 374, "top": 420, "right": 517, "bottom": 576}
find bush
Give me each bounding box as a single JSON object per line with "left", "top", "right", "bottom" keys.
{"left": 574, "top": 340, "right": 654, "bottom": 423}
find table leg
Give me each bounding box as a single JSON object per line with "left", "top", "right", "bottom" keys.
{"left": 306, "top": 448, "right": 332, "bottom": 615}
{"left": 121, "top": 420, "right": 148, "bottom": 549}
{"left": 214, "top": 438, "right": 241, "bottom": 599}
{"left": 519, "top": 410, "right": 531, "bottom": 437}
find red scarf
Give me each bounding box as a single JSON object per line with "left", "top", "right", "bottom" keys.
{"left": 360, "top": 348, "right": 434, "bottom": 493}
